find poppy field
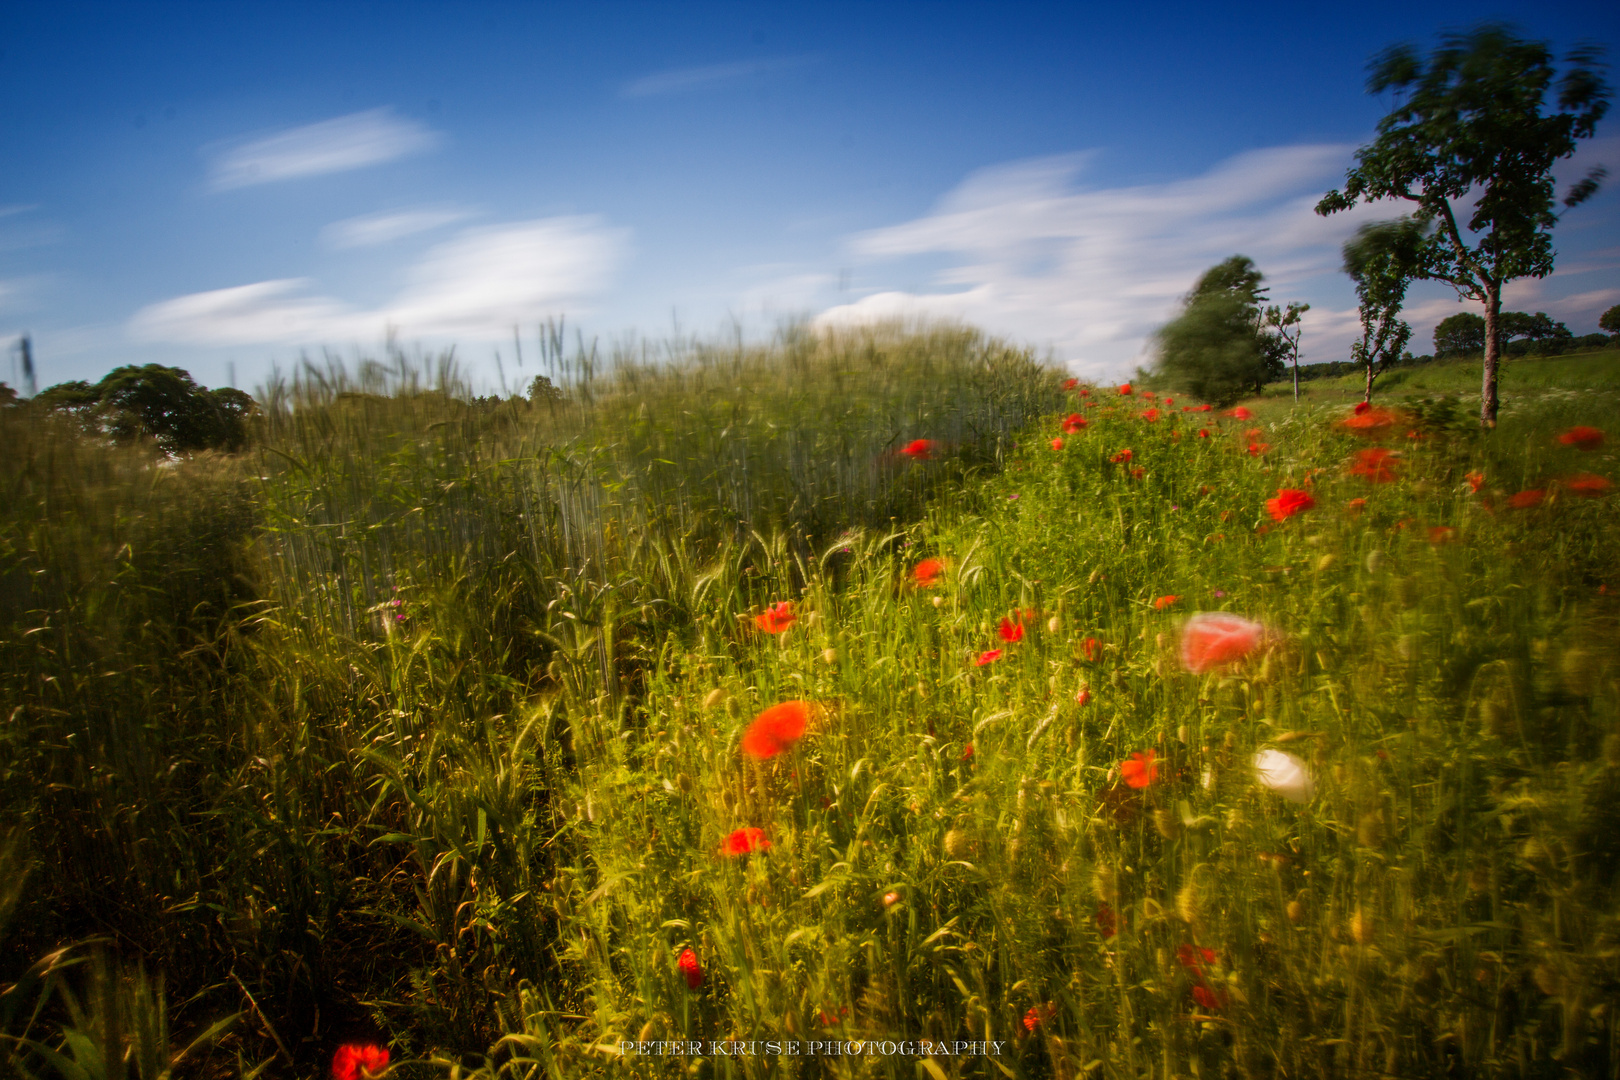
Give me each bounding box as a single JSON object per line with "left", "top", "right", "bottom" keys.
{"left": 1, "top": 330, "right": 1618, "bottom": 1079}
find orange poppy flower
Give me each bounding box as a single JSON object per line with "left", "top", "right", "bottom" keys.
{"left": 1180, "top": 612, "right": 1264, "bottom": 672}
{"left": 1197, "top": 428, "right": 1210, "bottom": 439}
{"left": 900, "top": 439, "right": 935, "bottom": 460}
{"left": 1118, "top": 383, "right": 1134, "bottom": 396}
{"left": 1340, "top": 407, "right": 1399, "bottom": 432}
{"left": 1427, "top": 526, "right": 1456, "bottom": 545}
{"left": 1120, "top": 749, "right": 1158, "bottom": 788}
{"left": 961, "top": 743, "right": 975, "bottom": 762}
{"left": 1244, "top": 427, "right": 1263, "bottom": 439}
{"left": 1164, "top": 397, "right": 1174, "bottom": 406}
{"left": 1507, "top": 489, "right": 1545, "bottom": 510}
{"left": 1110, "top": 448, "right": 1133, "bottom": 463}
{"left": 912, "top": 558, "right": 946, "bottom": 587}
{"left": 1247, "top": 442, "right": 1270, "bottom": 456}
{"left": 1224, "top": 407, "right": 1253, "bottom": 420}
{"left": 1141, "top": 391, "right": 1157, "bottom": 401}
{"left": 1464, "top": 470, "right": 1485, "bottom": 493}
{"left": 1347, "top": 497, "right": 1367, "bottom": 514}
{"left": 975, "top": 648, "right": 1003, "bottom": 667}
{"left": 1080, "top": 636, "right": 1102, "bottom": 662}
{"left": 1266, "top": 488, "right": 1315, "bottom": 521}
{"left": 1023, "top": 1004, "right": 1056, "bottom": 1032}
{"left": 1558, "top": 426, "right": 1604, "bottom": 450}
{"left": 1153, "top": 594, "right": 1180, "bottom": 610}
{"left": 741, "top": 701, "right": 811, "bottom": 758}
{"left": 332, "top": 1044, "right": 390, "bottom": 1080}
{"left": 1348, "top": 448, "right": 1398, "bottom": 483}
{"left": 677, "top": 948, "right": 703, "bottom": 989}
{"left": 754, "top": 601, "right": 797, "bottom": 634}
{"left": 1565, "top": 473, "right": 1613, "bottom": 497}
{"left": 1050, "top": 437, "right": 1064, "bottom": 451}
{"left": 998, "top": 617, "right": 1025, "bottom": 643}
{"left": 722, "top": 826, "right": 771, "bottom": 856}
{"left": 1062, "top": 412, "right": 1088, "bottom": 433}
{"left": 1140, "top": 408, "right": 1161, "bottom": 422}
{"left": 1079, "top": 388, "right": 1091, "bottom": 397}
{"left": 1130, "top": 466, "right": 1146, "bottom": 479}
{"left": 1062, "top": 377, "right": 1078, "bottom": 390}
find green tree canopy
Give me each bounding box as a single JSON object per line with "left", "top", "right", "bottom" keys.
{"left": 1317, "top": 24, "right": 1610, "bottom": 426}
{"left": 1343, "top": 217, "right": 1424, "bottom": 400}
{"left": 1151, "top": 256, "right": 1288, "bottom": 406}
{"left": 1434, "top": 313, "right": 1486, "bottom": 357}
{"left": 34, "top": 365, "right": 256, "bottom": 453}
{"left": 1601, "top": 304, "right": 1620, "bottom": 335}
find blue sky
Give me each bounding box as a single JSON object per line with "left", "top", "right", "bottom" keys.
{"left": 3, "top": 1, "right": 1617, "bottom": 395}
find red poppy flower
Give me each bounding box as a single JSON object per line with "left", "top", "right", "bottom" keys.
{"left": 1244, "top": 427, "right": 1263, "bottom": 439}
{"left": 1140, "top": 408, "right": 1161, "bottom": 422}
{"left": 1340, "top": 406, "right": 1399, "bottom": 432}
{"left": 1507, "top": 489, "right": 1545, "bottom": 510}
{"left": 1265, "top": 488, "right": 1315, "bottom": 521}
{"left": 677, "top": 948, "right": 703, "bottom": 989}
{"left": 883, "top": 890, "right": 901, "bottom": 907}
{"left": 1195, "top": 404, "right": 1213, "bottom": 412}
{"left": 1224, "top": 407, "right": 1253, "bottom": 420}
{"left": 1191, "top": 985, "right": 1229, "bottom": 1011}
{"left": 1062, "top": 377, "right": 1078, "bottom": 390}
{"left": 741, "top": 701, "right": 811, "bottom": 758}
{"left": 1348, "top": 448, "right": 1398, "bottom": 483}
{"left": 1079, "top": 388, "right": 1091, "bottom": 397}
{"left": 1347, "top": 497, "right": 1367, "bottom": 514}
{"left": 1095, "top": 903, "right": 1117, "bottom": 938}
{"left": 912, "top": 558, "right": 946, "bottom": 587}
{"left": 1353, "top": 401, "right": 1371, "bottom": 415}
{"left": 332, "top": 1044, "right": 390, "bottom": 1080}
{"left": 1130, "top": 466, "right": 1146, "bottom": 479}
{"left": 1428, "top": 526, "right": 1456, "bottom": 545}
{"left": 1176, "top": 944, "right": 1218, "bottom": 975}
{"left": 1120, "top": 749, "right": 1158, "bottom": 788}
{"left": 961, "top": 743, "right": 975, "bottom": 762}
{"left": 998, "top": 617, "right": 1025, "bottom": 643}
{"left": 1062, "top": 412, "right": 1087, "bottom": 433}
{"left": 1180, "top": 612, "right": 1264, "bottom": 673}
{"left": 1141, "top": 391, "right": 1157, "bottom": 401}
{"left": 1197, "top": 428, "right": 1210, "bottom": 439}
{"left": 1118, "top": 383, "right": 1134, "bottom": 396}
{"left": 1080, "top": 637, "right": 1102, "bottom": 662}
{"left": 900, "top": 439, "right": 935, "bottom": 460}
{"left": 1110, "top": 448, "right": 1133, "bottom": 463}
{"left": 754, "top": 601, "right": 797, "bottom": 634}
{"left": 1558, "top": 426, "right": 1604, "bottom": 451}
{"left": 1075, "top": 685, "right": 1092, "bottom": 706}
{"left": 1565, "top": 472, "right": 1613, "bottom": 497}
{"left": 722, "top": 826, "right": 771, "bottom": 856}
{"left": 1247, "top": 442, "right": 1270, "bottom": 457}
{"left": 1164, "top": 397, "right": 1174, "bottom": 406}
{"left": 1050, "top": 437, "right": 1064, "bottom": 451}
{"left": 1153, "top": 594, "right": 1179, "bottom": 610}
{"left": 975, "top": 648, "right": 1003, "bottom": 667}
{"left": 1464, "top": 470, "right": 1485, "bottom": 493}
{"left": 1023, "top": 1004, "right": 1056, "bottom": 1032}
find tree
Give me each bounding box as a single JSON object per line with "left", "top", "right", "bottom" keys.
{"left": 34, "top": 365, "right": 255, "bottom": 453}
{"left": 1153, "top": 256, "right": 1288, "bottom": 405}
{"left": 1264, "top": 302, "right": 1310, "bottom": 402}
{"left": 1434, "top": 313, "right": 1486, "bottom": 357}
{"left": 1498, "top": 310, "right": 1572, "bottom": 354}
{"left": 1601, "top": 304, "right": 1620, "bottom": 335}
{"left": 1343, "top": 217, "right": 1424, "bottom": 400}
{"left": 1317, "top": 25, "right": 1610, "bottom": 427}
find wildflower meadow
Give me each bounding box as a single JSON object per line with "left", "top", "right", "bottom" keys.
{"left": 1, "top": 327, "right": 1618, "bottom": 1079}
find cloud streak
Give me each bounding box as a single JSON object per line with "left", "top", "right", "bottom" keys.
{"left": 620, "top": 56, "right": 815, "bottom": 98}
{"left": 320, "top": 206, "right": 474, "bottom": 250}
{"left": 814, "top": 146, "right": 1411, "bottom": 375}
{"left": 129, "top": 217, "right": 629, "bottom": 346}
{"left": 209, "top": 108, "right": 439, "bottom": 190}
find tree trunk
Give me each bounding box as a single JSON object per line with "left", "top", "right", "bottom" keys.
{"left": 1481, "top": 286, "right": 1502, "bottom": 428}
{"left": 1292, "top": 355, "right": 1299, "bottom": 402}
{"left": 1364, "top": 361, "right": 1375, "bottom": 403}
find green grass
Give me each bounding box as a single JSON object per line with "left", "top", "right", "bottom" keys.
{"left": 1, "top": 331, "right": 1617, "bottom": 1079}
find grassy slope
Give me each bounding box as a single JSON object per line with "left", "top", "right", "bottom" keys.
{"left": 0, "top": 336, "right": 1617, "bottom": 1078}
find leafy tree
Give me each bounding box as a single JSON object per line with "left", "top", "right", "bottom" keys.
{"left": 1317, "top": 25, "right": 1610, "bottom": 427}
{"left": 1264, "top": 302, "right": 1310, "bottom": 402}
{"left": 1434, "top": 313, "right": 1486, "bottom": 357}
{"left": 1152, "top": 256, "right": 1288, "bottom": 405}
{"left": 1601, "top": 304, "right": 1620, "bottom": 334}
{"left": 33, "top": 366, "right": 255, "bottom": 453}
{"left": 1499, "top": 310, "right": 1572, "bottom": 354}
{"left": 1343, "top": 217, "right": 1424, "bottom": 400}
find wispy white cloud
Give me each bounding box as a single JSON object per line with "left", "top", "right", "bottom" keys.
{"left": 815, "top": 146, "right": 1398, "bottom": 376}
{"left": 620, "top": 56, "right": 815, "bottom": 98}
{"left": 128, "top": 217, "right": 630, "bottom": 346}
{"left": 320, "top": 206, "right": 475, "bottom": 250}
{"left": 208, "top": 108, "right": 440, "bottom": 190}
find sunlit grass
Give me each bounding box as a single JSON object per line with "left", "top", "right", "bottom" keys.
{"left": 1, "top": 330, "right": 1616, "bottom": 1078}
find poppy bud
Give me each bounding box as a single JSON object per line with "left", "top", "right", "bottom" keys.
{"left": 821, "top": 648, "right": 838, "bottom": 665}
{"left": 1316, "top": 554, "right": 1336, "bottom": 573}
{"left": 882, "top": 891, "right": 901, "bottom": 908}
{"left": 932, "top": 595, "right": 944, "bottom": 608}
{"left": 943, "top": 830, "right": 972, "bottom": 860}
{"left": 1286, "top": 899, "right": 1305, "bottom": 924}
{"left": 1047, "top": 615, "right": 1061, "bottom": 634}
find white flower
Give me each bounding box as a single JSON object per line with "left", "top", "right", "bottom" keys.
{"left": 1253, "top": 749, "right": 1314, "bottom": 803}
